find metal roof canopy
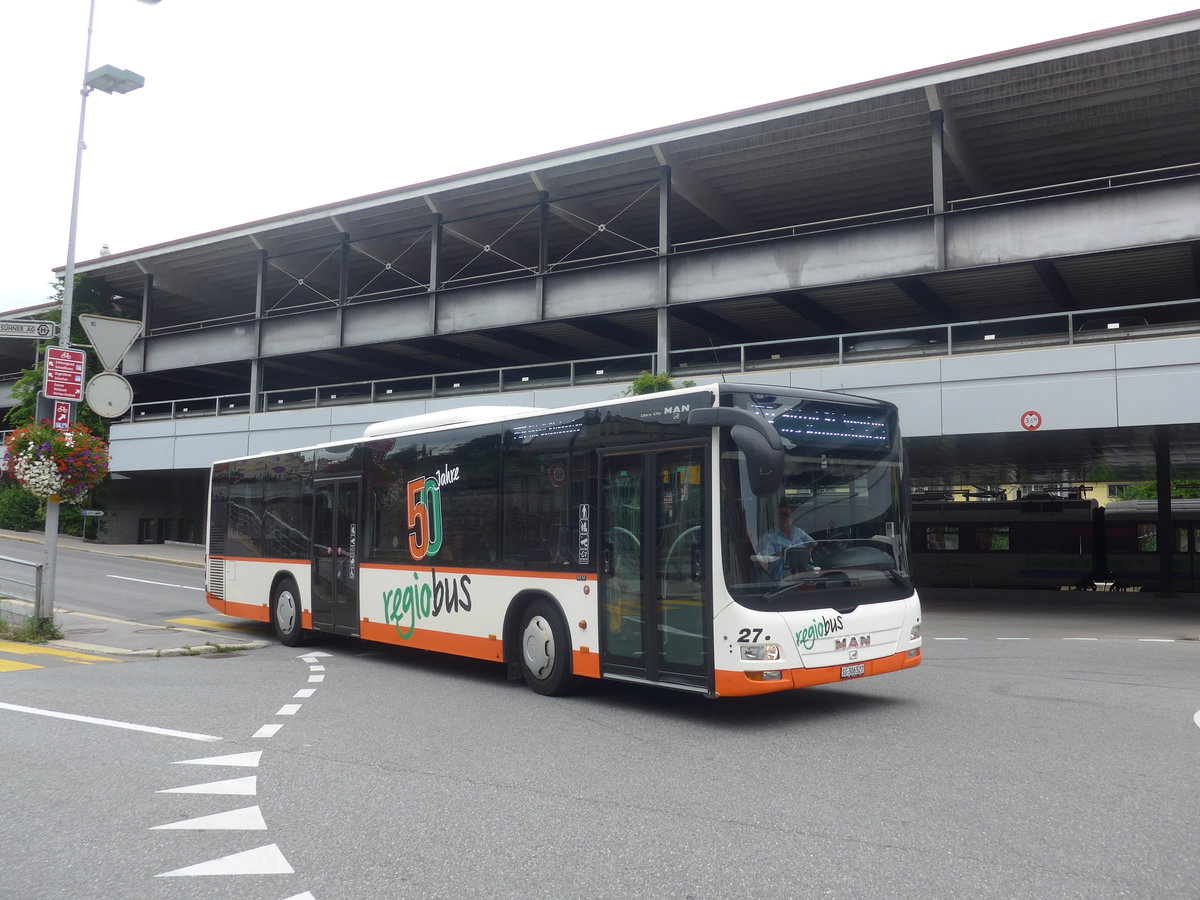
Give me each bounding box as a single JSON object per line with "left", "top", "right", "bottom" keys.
{"left": 41, "top": 10, "right": 1200, "bottom": 486}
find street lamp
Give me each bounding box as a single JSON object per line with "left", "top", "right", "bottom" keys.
{"left": 40, "top": 0, "right": 161, "bottom": 624}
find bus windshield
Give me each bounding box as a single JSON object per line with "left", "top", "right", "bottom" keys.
{"left": 719, "top": 392, "right": 912, "bottom": 610}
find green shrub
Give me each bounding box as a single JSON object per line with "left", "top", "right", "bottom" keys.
{"left": 0, "top": 485, "right": 43, "bottom": 531}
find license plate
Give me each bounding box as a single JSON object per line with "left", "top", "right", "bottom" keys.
{"left": 840, "top": 663, "right": 865, "bottom": 679}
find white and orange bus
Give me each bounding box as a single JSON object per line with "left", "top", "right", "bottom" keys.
{"left": 205, "top": 383, "right": 922, "bottom": 697}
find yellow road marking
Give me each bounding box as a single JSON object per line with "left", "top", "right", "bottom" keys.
{"left": 0, "top": 641, "right": 119, "bottom": 663}
{"left": 167, "top": 617, "right": 271, "bottom": 634}
{"left": 0, "top": 659, "right": 43, "bottom": 673}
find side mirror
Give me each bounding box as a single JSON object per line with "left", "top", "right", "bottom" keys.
{"left": 688, "top": 407, "right": 784, "bottom": 497}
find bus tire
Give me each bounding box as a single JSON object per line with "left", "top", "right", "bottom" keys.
{"left": 272, "top": 577, "right": 305, "bottom": 647}
{"left": 518, "top": 598, "right": 573, "bottom": 696}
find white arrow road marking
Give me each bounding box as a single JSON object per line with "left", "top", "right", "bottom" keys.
{"left": 299, "top": 651, "right": 333, "bottom": 660}
{"left": 155, "top": 843, "right": 294, "bottom": 877}
{"left": 1194, "top": 709, "right": 1200, "bottom": 730}
{"left": 283, "top": 893, "right": 316, "bottom": 900}
{"left": 157, "top": 775, "right": 256, "bottom": 796}
{"left": 175, "top": 751, "right": 262, "bottom": 767}
{"left": 0, "top": 701, "right": 221, "bottom": 742}
{"left": 152, "top": 805, "right": 267, "bottom": 831}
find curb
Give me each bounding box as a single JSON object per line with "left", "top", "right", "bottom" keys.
{"left": 53, "top": 638, "right": 272, "bottom": 657}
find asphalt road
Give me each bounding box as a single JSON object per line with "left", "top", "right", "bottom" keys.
{"left": 2, "top": 570, "right": 1198, "bottom": 899}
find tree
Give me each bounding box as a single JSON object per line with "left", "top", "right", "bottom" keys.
{"left": 1118, "top": 482, "right": 1200, "bottom": 500}
{"left": 622, "top": 371, "right": 697, "bottom": 395}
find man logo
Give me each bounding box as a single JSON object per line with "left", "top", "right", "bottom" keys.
{"left": 835, "top": 635, "right": 871, "bottom": 651}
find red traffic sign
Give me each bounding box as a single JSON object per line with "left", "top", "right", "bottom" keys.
{"left": 44, "top": 347, "right": 87, "bottom": 402}
{"left": 52, "top": 400, "right": 74, "bottom": 431}
{"left": 1021, "top": 410, "right": 1043, "bottom": 431}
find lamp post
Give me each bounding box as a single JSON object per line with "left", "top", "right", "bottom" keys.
{"left": 39, "top": 0, "right": 160, "bottom": 625}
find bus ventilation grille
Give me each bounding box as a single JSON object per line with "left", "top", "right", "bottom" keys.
{"left": 207, "top": 557, "right": 226, "bottom": 600}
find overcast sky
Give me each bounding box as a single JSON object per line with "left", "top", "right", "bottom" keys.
{"left": 1, "top": 1, "right": 1195, "bottom": 313}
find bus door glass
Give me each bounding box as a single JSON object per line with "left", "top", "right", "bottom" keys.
{"left": 600, "top": 446, "right": 710, "bottom": 688}
{"left": 312, "top": 477, "right": 361, "bottom": 635}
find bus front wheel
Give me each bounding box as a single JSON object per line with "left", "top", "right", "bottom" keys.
{"left": 518, "top": 599, "right": 573, "bottom": 696}
{"left": 272, "top": 578, "right": 305, "bottom": 647}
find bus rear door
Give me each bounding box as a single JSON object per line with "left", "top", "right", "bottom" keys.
{"left": 312, "top": 477, "right": 361, "bottom": 636}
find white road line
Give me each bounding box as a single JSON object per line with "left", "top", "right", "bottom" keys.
{"left": 253, "top": 723, "right": 283, "bottom": 738}
{"left": 309, "top": 665, "right": 326, "bottom": 671}
{"left": 155, "top": 843, "right": 294, "bottom": 877}
{"left": 175, "top": 751, "right": 262, "bottom": 767}
{"left": 1193, "top": 709, "right": 1200, "bottom": 730}
{"left": 106, "top": 575, "right": 204, "bottom": 591}
{"left": 152, "top": 805, "right": 267, "bottom": 831}
{"left": 1138, "top": 638, "right": 1176, "bottom": 642}
{"left": 158, "top": 775, "right": 257, "bottom": 796}
{"left": 276, "top": 704, "right": 301, "bottom": 716}
{"left": 933, "top": 637, "right": 968, "bottom": 641}
{"left": 1063, "top": 637, "right": 1100, "bottom": 641}
{"left": 308, "top": 674, "right": 325, "bottom": 683}
{"left": 294, "top": 689, "right": 316, "bottom": 698}
{"left": 996, "top": 637, "right": 1030, "bottom": 640}
{"left": 0, "top": 701, "right": 221, "bottom": 742}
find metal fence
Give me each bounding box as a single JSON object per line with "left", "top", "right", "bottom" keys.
{"left": 0, "top": 553, "right": 44, "bottom": 627}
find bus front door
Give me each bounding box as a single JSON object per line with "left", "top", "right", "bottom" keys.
{"left": 312, "top": 478, "right": 361, "bottom": 636}
{"left": 600, "top": 446, "right": 711, "bottom": 690}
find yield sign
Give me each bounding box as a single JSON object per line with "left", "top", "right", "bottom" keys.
{"left": 79, "top": 314, "right": 141, "bottom": 372}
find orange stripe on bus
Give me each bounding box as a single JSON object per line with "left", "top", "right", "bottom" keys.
{"left": 359, "top": 619, "right": 504, "bottom": 661}
{"left": 220, "top": 599, "right": 271, "bottom": 623}
{"left": 713, "top": 648, "right": 922, "bottom": 698}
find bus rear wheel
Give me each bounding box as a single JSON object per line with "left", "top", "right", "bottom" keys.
{"left": 518, "top": 599, "right": 573, "bottom": 696}
{"left": 272, "top": 578, "right": 305, "bottom": 647}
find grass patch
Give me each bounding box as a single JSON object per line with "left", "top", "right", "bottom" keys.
{"left": 0, "top": 617, "right": 64, "bottom": 643}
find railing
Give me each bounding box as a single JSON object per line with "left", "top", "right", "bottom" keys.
{"left": 125, "top": 352, "right": 657, "bottom": 424}
{"left": 116, "top": 297, "right": 1200, "bottom": 427}
{"left": 670, "top": 297, "right": 1200, "bottom": 376}
{"left": 0, "top": 553, "right": 44, "bottom": 626}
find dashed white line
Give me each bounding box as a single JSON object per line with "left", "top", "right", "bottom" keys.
{"left": 1138, "top": 638, "right": 1176, "bottom": 642}
{"left": 308, "top": 674, "right": 325, "bottom": 683}
{"left": 276, "top": 704, "right": 301, "bottom": 716}
{"left": 309, "top": 665, "right": 326, "bottom": 672}
{"left": 933, "top": 637, "right": 968, "bottom": 641}
{"left": 1063, "top": 637, "right": 1099, "bottom": 641}
{"left": 156, "top": 843, "right": 294, "bottom": 877}
{"left": 294, "top": 689, "right": 316, "bottom": 698}
{"left": 996, "top": 637, "right": 1030, "bottom": 641}
{"left": 158, "top": 775, "right": 257, "bottom": 796}
{"left": 252, "top": 723, "right": 283, "bottom": 739}
{"left": 152, "top": 805, "right": 267, "bottom": 831}
{"left": 175, "top": 751, "right": 261, "bottom": 768}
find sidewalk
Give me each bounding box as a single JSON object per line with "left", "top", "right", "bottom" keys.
{"left": 0, "top": 529, "right": 270, "bottom": 658}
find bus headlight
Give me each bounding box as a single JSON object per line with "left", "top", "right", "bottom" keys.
{"left": 910, "top": 623, "right": 921, "bottom": 641}
{"left": 740, "top": 643, "right": 781, "bottom": 661}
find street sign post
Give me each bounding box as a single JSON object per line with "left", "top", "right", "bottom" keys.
{"left": 0, "top": 320, "right": 57, "bottom": 340}
{"left": 43, "top": 347, "right": 86, "bottom": 402}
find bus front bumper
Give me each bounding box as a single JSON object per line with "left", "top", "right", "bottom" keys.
{"left": 713, "top": 646, "right": 922, "bottom": 697}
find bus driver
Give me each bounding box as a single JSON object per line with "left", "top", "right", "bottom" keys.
{"left": 757, "top": 504, "right": 817, "bottom": 578}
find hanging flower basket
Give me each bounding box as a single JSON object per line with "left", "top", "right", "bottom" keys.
{"left": 4, "top": 422, "right": 109, "bottom": 505}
